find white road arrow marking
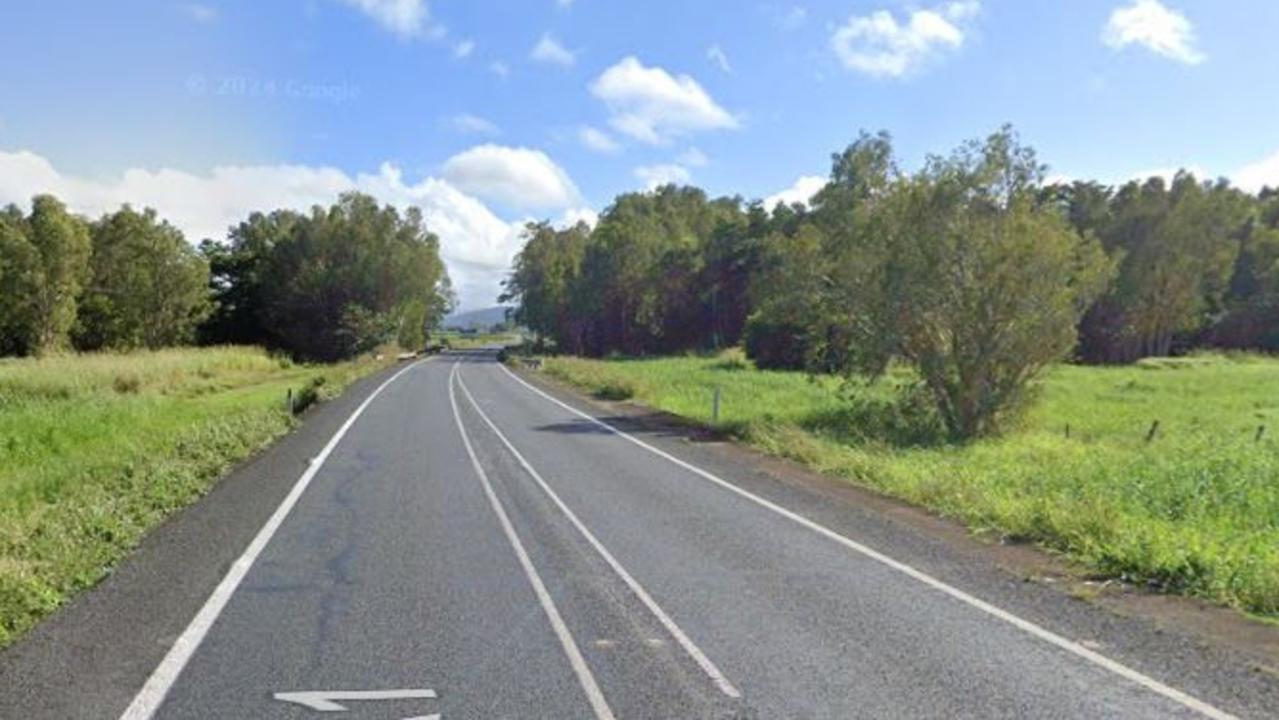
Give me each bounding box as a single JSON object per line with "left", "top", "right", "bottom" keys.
{"left": 273, "top": 689, "right": 437, "bottom": 712}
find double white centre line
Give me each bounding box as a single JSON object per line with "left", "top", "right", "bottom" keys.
{"left": 449, "top": 362, "right": 741, "bottom": 708}
{"left": 447, "top": 363, "right": 616, "bottom": 720}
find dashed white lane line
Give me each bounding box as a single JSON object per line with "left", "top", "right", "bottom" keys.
{"left": 455, "top": 368, "right": 741, "bottom": 699}
{"left": 496, "top": 363, "right": 1238, "bottom": 720}
{"left": 120, "top": 359, "right": 431, "bottom": 720}
{"left": 448, "top": 363, "right": 616, "bottom": 720}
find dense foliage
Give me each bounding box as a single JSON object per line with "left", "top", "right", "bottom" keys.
{"left": 75, "top": 207, "right": 211, "bottom": 351}
{"left": 0, "top": 192, "right": 454, "bottom": 362}
{"left": 503, "top": 127, "right": 1279, "bottom": 438}
{"left": 200, "top": 193, "right": 454, "bottom": 361}
{"left": 0, "top": 196, "right": 92, "bottom": 356}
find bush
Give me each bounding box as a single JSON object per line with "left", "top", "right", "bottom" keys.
{"left": 592, "top": 379, "right": 635, "bottom": 401}
{"left": 743, "top": 318, "right": 808, "bottom": 371}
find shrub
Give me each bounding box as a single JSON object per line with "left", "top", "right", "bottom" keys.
{"left": 592, "top": 379, "right": 635, "bottom": 401}
{"left": 743, "top": 318, "right": 808, "bottom": 371}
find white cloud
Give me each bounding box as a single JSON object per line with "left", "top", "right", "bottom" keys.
{"left": 441, "top": 144, "right": 581, "bottom": 210}
{"left": 453, "top": 39, "right": 475, "bottom": 59}
{"left": 707, "top": 44, "right": 732, "bottom": 73}
{"left": 490, "top": 60, "right": 510, "bottom": 79}
{"left": 764, "top": 175, "right": 826, "bottom": 210}
{"left": 677, "top": 147, "right": 709, "bottom": 167}
{"left": 531, "top": 33, "right": 576, "bottom": 66}
{"left": 634, "top": 164, "right": 692, "bottom": 190}
{"left": 0, "top": 149, "right": 528, "bottom": 311}
{"left": 448, "top": 113, "right": 501, "bottom": 136}
{"left": 590, "top": 57, "right": 738, "bottom": 145}
{"left": 181, "top": 3, "right": 218, "bottom": 23}
{"left": 579, "top": 126, "right": 621, "bottom": 154}
{"left": 337, "top": 0, "right": 433, "bottom": 38}
{"left": 1102, "top": 0, "right": 1204, "bottom": 65}
{"left": 1236, "top": 151, "right": 1279, "bottom": 194}
{"left": 830, "top": 1, "right": 979, "bottom": 78}
{"left": 557, "top": 206, "right": 598, "bottom": 229}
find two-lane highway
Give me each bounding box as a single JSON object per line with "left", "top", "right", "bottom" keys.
{"left": 19, "top": 350, "right": 1272, "bottom": 718}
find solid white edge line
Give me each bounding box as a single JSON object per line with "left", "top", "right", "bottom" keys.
{"left": 448, "top": 363, "right": 616, "bottom": 720}
{"left": 497, "top": 363, "right": 1239, "bottom": 720}
{"left": 119, "top": 358, "right": 431, "bottom": 720}
{"left": 455, "top": 369, "right": 741, "bottom": 699}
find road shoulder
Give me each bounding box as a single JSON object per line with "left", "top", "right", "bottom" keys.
{"left": 0, "top": 359, "right": 424, "bottom": 720}
{"left": 504, "top": 360, "right": 1279, "bottom": 710}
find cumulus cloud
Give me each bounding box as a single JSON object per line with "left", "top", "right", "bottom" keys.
{"left": 1102, "top": 0, "right": 1204, "bottom": 65}
{"left": 453, "top": 39, "right": 475, "bottom": 59}
{"left": 531, "top": 33, "right": 576, "bottom": 66}
{"left": 579, "top": 126, "right": 621, "bottom": 154}
{"left": 1235, "top": 151, "right": 1279, "bottom": 193}
{"left": 830, "top": 1, "right": 979, "bottom": 78}
{"left": 590, "top": 57, "right": 738, "bottom": 145}
{"left": 677, "top": 147, "right": 709, "bottom": 168}
{"left": 707, "top": 44, "right": 732, "bottom": 74}
{"left": 441, "top": 144, "right": 581, "bottom": 211}
{"left": 337, "top": 0, "right": 434, "bottom": 38}
{"left": 557, "top": 206, "right": 599, "bottom": 229}
{"left": 764, "top": 175, "right": 826, "bottom": 210}
{"left": 0, "top": 148, "right": 535, "bottom": 310}
{"left": 490, "top": 61, "right": 511, "bottom": 79}
{"left": 634, "top": 164, "right": 692, "bottom": 190}
{"left": 448, "top": 113, "right": 501, "bottom": 136}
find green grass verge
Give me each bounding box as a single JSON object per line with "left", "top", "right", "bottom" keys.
{"left": 538, "top": 350, "right": 1279, "bottom": 617}
{"left": 436, "top": 331, "right": 521, "bottom": 349}
{"left": 0, "top": 346, "right": 392, "bottom": 647}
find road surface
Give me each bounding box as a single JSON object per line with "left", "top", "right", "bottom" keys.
{"left": 3, "top": 350, "right": 1276, "bottom": 719}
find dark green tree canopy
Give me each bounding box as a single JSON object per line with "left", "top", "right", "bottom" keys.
{"left": 203, "top": 192, "right": 453, "bottom": 361}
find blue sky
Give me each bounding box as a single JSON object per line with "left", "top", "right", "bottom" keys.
{"left": 2, "top": 0, "right": 1278, "bottom": 310}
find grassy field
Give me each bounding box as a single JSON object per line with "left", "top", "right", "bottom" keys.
{"left": 0, "top": 347, "right": 391, "bottom": 647}
{"left": 436, "top": 330, "right": 522, "bottom": 349}
{"left": 537, "top": 351, "right": 1279, "bottom": 618}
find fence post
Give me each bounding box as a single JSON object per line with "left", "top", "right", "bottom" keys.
{"left": 1145, "top": 419, "right": 1160, "bottom": 443}
{"left": 287, "top": 388, "right": 294, "bottom": 415}
{"left": 712, "top": 386, "right": 721, "bottom": 424}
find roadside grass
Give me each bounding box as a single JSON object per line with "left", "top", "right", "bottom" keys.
{"left": 437, "top": 331, "right": 521, "bottom": 350}
{"left": 0, "top": 346, "right": 392, "bottom": 647}
{"left": 539, "top": 350, "right": 1279, "bottom": 618}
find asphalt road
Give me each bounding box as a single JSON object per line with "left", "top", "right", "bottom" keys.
{"left": 3, "top": 350, "right": 1277, "bottom": 719}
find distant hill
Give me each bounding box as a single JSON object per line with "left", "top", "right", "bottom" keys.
{"left": 444, "top": 306, "right": 512, "bottom": 330}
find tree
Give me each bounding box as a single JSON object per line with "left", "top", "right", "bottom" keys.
{"left": 0, "top": 196, "right": 92, "bottom": 355}
{"left": 817, "top": 128, "right": 1112, "bottom": 437}
{"left": 1208, "top": 197, "right": 1279, "bottom": 350}
{"left": 744, "top": 221, "right": 830, "bottom": 370}
{"left": 502, "top": 221, "right": 590, "bottom": 352}
{"left": 253, "top": 193, "right": 451, "bottom": 361}
{"left": 1077, "top": 175, "right": 1250, "bottom": 362}
{"left": 199, "top": 210, "right": 299, "bottom": 346}
{"left": 0, "top": 205, "right": 37, "bottom": 356}
{"left": 75, "top": 206, "right": 210, "bottom": 350}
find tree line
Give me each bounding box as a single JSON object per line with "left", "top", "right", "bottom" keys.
{"left": 502, "top": 126, "right": 1279, "bottom": 438}
{"left": 0, "top": 192, "right": 453, "bottom": 361}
